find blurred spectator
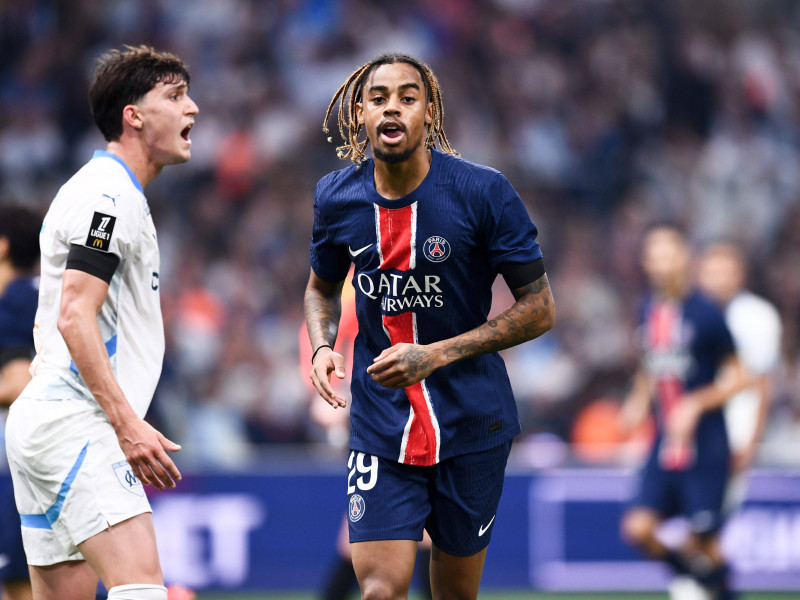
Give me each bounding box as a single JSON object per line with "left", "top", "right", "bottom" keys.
{"left": 0, "top": 0, "right": 797, "bottom": 468}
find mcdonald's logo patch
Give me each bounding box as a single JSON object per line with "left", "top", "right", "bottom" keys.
{"left": 85, "top": 211, "right": 116, "bottom": 252}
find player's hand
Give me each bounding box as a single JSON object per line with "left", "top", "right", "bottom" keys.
{"left": 367, "top": 343, "right": 440, "bottom": 389}
{"left": 115, "top": 418, "right": 182, "bottom": 491}
{"left": 309, "top": 347, "right": 347, "bottom": 408}
{"left": 665, "top": 399, "right": 701, "bottom": 447}
{"left": 619, "top": 398, "right": 649, "bottom": 435}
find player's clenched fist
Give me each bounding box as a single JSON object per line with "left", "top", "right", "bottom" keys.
{"left": 310, "top": 346, "right": 347, "bottom": 408}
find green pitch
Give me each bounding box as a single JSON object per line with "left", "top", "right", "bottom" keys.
{"left": 196, "top": 593, "right": 798, "bottom": 600}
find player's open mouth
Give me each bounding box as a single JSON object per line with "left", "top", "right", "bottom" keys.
{"left": 181, "top": 123, "right": 193, "bottom": 145}
{"left": 379, "top": 121, "right": 405, "bottom": 144}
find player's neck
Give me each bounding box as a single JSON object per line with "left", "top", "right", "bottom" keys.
{"left": 372, "top": 147, "right": 431, "bottom": 200}
{"left": 104, "top": 140, "right": 162, "bottom": 189}
{"left": 655, "top": 278, "right": 690, "bottom": 302}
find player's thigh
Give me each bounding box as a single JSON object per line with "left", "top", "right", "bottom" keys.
{"left": 78, "top": 512, "right": 163, "bottom": 590}
{"left": 430, "top": 543, "right": 487, "bottom": 600}
{"left": 351, "top": 540, "right": 417, "bottom": 600}
{"left": 683, "top": 464, "right": 728, "bottom": 537}
{"left": 29, "top": 560, "right": 97, "bottom": 600}
{"left": 346, "top": 451, "right": 429, "bottom": 545}
{"left": 427, "top": 441, "right": 511, "bottom": 557}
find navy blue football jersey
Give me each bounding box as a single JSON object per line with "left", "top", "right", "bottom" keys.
{"left": 311, "top": 149, "right": 543, "bottom": 465}
{"left": 0, "top": 277, "right": 38, "bottom": 368}
{"left": 639, "top": 291, "right": 735, "bottom": 468}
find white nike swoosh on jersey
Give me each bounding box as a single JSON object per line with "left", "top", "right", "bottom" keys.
{"left": 348, "top": 244, "right": 373, "bottom": 257}
{"left": 478, "top": 515, "right": 496, "bottom": 537}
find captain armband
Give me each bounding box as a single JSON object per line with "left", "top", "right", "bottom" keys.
{"left": 498, "top": 258, "right": 545, "bottom": 290}
{"left": 66, "top": 244, "right": 120, "bottom": 284}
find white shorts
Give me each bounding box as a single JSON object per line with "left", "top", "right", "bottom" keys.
{"left": 5, "top": 395, "right": 151, "bottom": 566}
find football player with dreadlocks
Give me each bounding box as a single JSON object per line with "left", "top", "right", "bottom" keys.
{"left": 305, "top": 53, "right": 554, "bottom": 599}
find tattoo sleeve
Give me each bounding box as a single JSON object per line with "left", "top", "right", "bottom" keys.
{"left": 436, "top": 273, "right": 554, "bottom": 365}
{"left": 304, "top": 273, "right": 344, "bottom": 350}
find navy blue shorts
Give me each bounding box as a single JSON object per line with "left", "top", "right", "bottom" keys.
{"left": 346, "top": 441, "right": 511, "bottom": 557}
{"left": 632, "top": 444, "right": 730, "bottom": 535}
{"left": 0, "top": 475, "right": 29, "bottom": 582}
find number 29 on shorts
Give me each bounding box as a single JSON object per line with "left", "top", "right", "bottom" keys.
{"left": 348, "top": 451, "right": 378, "bottom": 494}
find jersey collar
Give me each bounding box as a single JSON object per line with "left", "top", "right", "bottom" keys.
{"left": 364, "top": 148, "right": 440, "bottom": 208}
{"left": 92, "top": 150, "right": 144, "bottom": 195}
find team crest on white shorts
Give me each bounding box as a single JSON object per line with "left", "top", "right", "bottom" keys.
{"left": 423, "top": 236, "right": 451, "bottom": 263}
{"left": 349, "top": 494, "right": 365, "bottom": 522}
{"left": 113, "top": 460, "right": 144, "bottom": 497}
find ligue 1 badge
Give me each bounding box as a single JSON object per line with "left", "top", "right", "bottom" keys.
{"left": 423, "top": 236, "right": 451, "bottom": 263}
{"left": 349, "top": 494, "right": 365, "bottom": 522}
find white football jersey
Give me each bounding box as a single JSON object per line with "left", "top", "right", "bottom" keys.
{"left": 723, "top": 291, "right": 782, "bottom": 452}
{"left": 26, "top": 150, "right": 164, "bottom": 418}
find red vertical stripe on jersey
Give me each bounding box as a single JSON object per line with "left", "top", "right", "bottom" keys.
{"left": 649, "top": 302, "right": 691, "bottom": 470}
{"left": 375, "top": 204, "right": 437, "bottom": 465}
{"left": 383, "top": 312, "right": 438, "bottom": 465}
{"left": 378, "top": 206, "right": 413, "bottom": 271}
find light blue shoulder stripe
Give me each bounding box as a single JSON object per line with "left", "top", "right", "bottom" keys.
{"left": 19, "top": 440, "right": 90, "bottom": 530}
{"left": 91, "top": 150, "right": 143, "bottom": 194}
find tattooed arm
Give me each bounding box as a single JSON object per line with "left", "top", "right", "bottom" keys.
{"left": 367, "top": 274, "right": 555, "bottom": 390}
{"left": 304, "top": 269, "right": 348, "bottom": 407}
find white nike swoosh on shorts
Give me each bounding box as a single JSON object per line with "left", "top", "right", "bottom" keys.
{"left": 478, "top": 515, "right": 496, "bottom": 537}
{"left": 348, "top": 244, "right": 373, "bottom": 257}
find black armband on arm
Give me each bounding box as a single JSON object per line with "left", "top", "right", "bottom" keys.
{"left": 499, "top": 258, "right": 545, "bottom": 290}
{"left": 66, "top": 244, "right": 120, "bottom": 284}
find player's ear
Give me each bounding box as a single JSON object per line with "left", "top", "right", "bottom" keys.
{"left": 0, "top": 237, "right": 8, "bottom": 262}
{"left": 425, "top": 101, "right": 433, "bottom": 126}
{"left": 356, "top": 101, "right": 364, "bottom": 126}
{"left": 122, "top": 104, "right": 144, "bottom": 132}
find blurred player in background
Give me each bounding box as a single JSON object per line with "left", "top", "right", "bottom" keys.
{"left": 305, "top": 53, "right": 554, "bottom": 600}
{"left": 620, "top": 224, "right": 747, "bottom": 600}
{"left": 0, "top": 206, "right": 41, "bottom": 600}
{"left": 697, "top": 243, "right": 782, "bottom": 508}
{"left": 4, "top": 46, "right": 197, "bottom": 600}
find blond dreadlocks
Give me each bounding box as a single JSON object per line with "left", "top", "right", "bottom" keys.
{"left": 323, "top": 53, "right": 458, "bottom": 164}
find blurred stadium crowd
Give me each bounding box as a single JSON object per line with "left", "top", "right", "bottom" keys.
{"left": 1, "top": 0, "right": 799, "bottom": 469}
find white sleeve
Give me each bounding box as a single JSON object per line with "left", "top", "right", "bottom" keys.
{"left": 727, "top": 295, "right": 782, "bottom": 376}
{"left": 62, "top": 191, "right": 142, "bottom": 261}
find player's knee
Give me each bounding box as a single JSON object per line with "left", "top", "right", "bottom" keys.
{"left": 689, "top": 510, "right": 723, "bottom": 541}
{"left": 107, "top": 584, "right": 167, "bottom": 600}
{"left": 621, "top": 510, "right": 657, "bottom": 546}
{"left": 360, "top": 579, "right": 404, "bottom": 600}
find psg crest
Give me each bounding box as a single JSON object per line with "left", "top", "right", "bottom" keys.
{"left": 349, "top": 494, "right": 365, "bottom": 522}
{"left": 423, "top": 236, "right": 451, "bottom": 263}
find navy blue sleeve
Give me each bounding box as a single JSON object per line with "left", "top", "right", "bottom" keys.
{"left": 0, "top": 280, "right": 36, "bottom": 367}
{"left": 483, "top": 173, "right": 543, "bottom": 271}
{"left": 309, "top": 177, "right": 351, "bottom": 283}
